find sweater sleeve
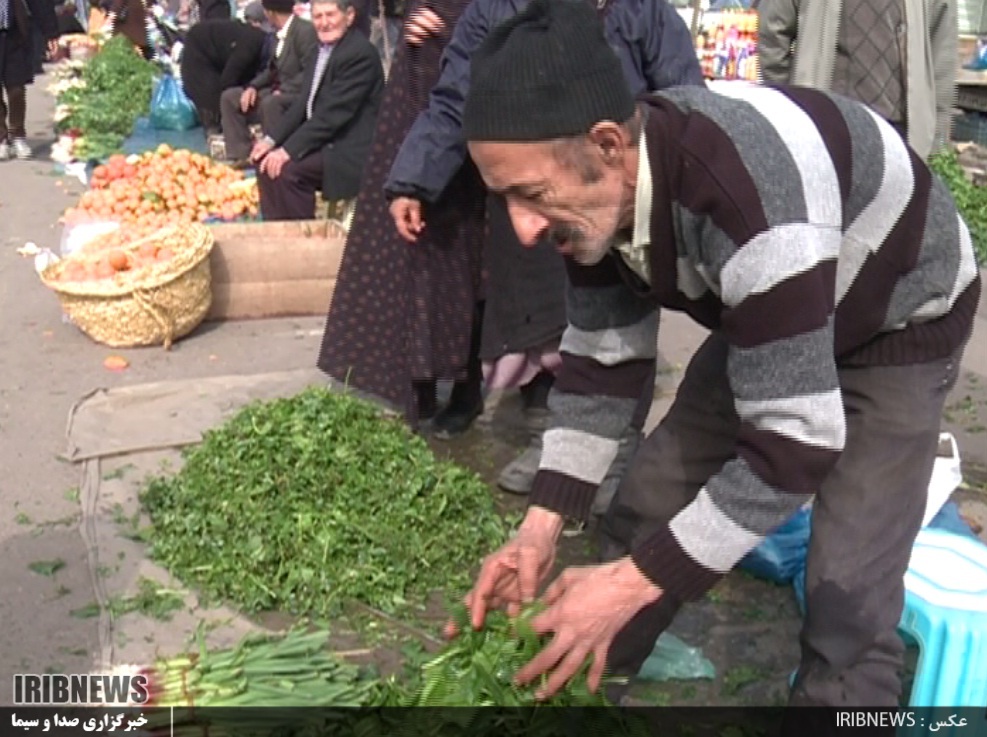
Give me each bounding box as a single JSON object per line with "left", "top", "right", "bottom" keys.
{"left": 528, "top": 255, "right": 659, "bottom": 522}
{"left": 631, "top": 213, "right": 846, "bottom": 602}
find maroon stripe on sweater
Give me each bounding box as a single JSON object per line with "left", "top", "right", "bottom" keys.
{"left": 721, "top": 260, "right": 837, "bottom": 349}
{"left": 835, "top": 150, "right": 931, "bottom": 355}
{"left": 737, "top": 422, "right": 841, "bottom": 496}
{"left": 528, "top": 471, "right": 598, "bottom": 522}
{"left": 631, "top": 526, "right": 724, "bottom": 602}
{"left": 774, "top": 86, "right": 854, "bottom": 206}
{"left": 675, "top": 114, "right": 770, "bottom": 246}
{"left": 556, "top": 353, "right": 656, "bottom": 400}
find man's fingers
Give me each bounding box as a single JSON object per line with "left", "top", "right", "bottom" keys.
{"left": 469, "top": 557, "right": 513, "bottom": 629}
{"left": 516, "top": 546, "right": 541, "bottom": 604}
{"left": 587, "top": 646, "right": 608, "bottom": 694}
{"left": 540, "top": 571, "right": 571, "bottom": 606}
{"left": 535, "top": 646, "right": 591, "bottom": 701}
{"left": 514, "top": 632, "right": 567, "bottom": 686}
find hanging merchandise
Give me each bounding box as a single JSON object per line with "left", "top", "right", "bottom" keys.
{"left": 694, "top": 8, "right": 760, "bottom": 82}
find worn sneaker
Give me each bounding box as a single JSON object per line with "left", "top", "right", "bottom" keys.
{"left": 11, "top": 138, "right": 31, "bottom": 160}
{"left": 0, "top": 141, "right": 9, "bottom": 161}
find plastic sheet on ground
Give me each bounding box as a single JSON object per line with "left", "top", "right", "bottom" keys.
{"left": 637, "top": 632, "right": 716, "bottom": 682}
{"left": 122, "top": 117, "right": 209, "bottom": 157}
{"left": 64, "top": 369, "right": 332, "bottom": 671}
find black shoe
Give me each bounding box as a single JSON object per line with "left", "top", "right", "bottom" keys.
{"left": 431, "top": 396, "right": 483, "bottom": 439}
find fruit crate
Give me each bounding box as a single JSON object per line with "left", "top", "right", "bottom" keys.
{"left": 953, "top": 111, "right": 987, "bottom": 147}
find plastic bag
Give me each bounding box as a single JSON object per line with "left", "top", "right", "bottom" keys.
{"left": 150, "top": 73, "right": 199, "bottom": 132}
{"left": 738, "top": 506, "right": 812, "bottom": 584}
{"left": 636, "top": 633, "right": 716, "bottom": 682}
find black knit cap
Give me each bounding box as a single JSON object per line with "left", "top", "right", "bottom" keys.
{"left": 463, "top": 0, "right": 635, "bottom": 142}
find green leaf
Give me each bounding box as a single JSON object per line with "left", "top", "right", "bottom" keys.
{"left": 28, "top": 559, "right": 66, "bottom": 577}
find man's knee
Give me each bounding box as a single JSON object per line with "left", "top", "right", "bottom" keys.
{"left": 220, "top": 86, "right": 243, "bottom": 113}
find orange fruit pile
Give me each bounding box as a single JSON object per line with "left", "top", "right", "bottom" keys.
{"left": 53, "top": 225, "right": 185, "bottom": 284}
{"left": 63, "top": 144, "right": 258, "bottom": 240}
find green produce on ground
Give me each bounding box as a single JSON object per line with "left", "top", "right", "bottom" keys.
{"left": 140, "top": 386, "right": 512, "bottom": 621}
{"left": 57, "top": 36, "right": 159, "bottom": 161}
{"left": 930, "top": 149, "right": 987, "bottom": 265}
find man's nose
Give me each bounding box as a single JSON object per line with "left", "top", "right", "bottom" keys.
{"left": 506, "top": 200, "right": 548, "bottom": 247}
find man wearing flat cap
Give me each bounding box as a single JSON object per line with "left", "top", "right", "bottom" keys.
{"left": 219, "top": 0, "right": 318, "bottom": 164}
{"left": 454, "top": 0, "right": 981, "bottom": 709}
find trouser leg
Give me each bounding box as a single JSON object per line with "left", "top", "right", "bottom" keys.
{"left": 0, "top": 84, "right": 8, "bottom": 140}
{"left": 258, "top": 93, "right": 295, "bottom": 138}
{"left": 219, "top": 86, "right": 253, "bottom": 160}
{"left": 259, "top": 151, "right": 323, "bottom": 221}
{"left": 5, "top": 84, "right": 26, "bottom": 138}
{"left": 792, "top": 350, "right": 963, "bottom": 707}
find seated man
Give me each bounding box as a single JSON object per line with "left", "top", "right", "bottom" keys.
{"left": 251, "top": 0, "right": 383, "bottom": 220}
{"left": 219, "top": 0, "right": 318, "bottom": 165}
{"left": 179, "top": 4, "right": 273, "bottom": 135}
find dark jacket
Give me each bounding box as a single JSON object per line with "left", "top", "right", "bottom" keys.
{"left": 384, "top": 0, "right": 705, "bottom": 203}
{"left": 270, "top": 27, "right": 384, "bottom": 201}
{"left": 8, "top": 0, "right": 59, "bottom": 41}
{"left": 248, "top": 15, "right": 318, "bottom": 96}
{"left": 182, "top": 19, "right": 270, "bottom": 89}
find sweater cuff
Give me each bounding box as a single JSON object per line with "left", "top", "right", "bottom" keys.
{"left": 630, "top": 526, "right": 725, "bottom": 602}
{"left": 527, "top": 470, "right": 597, "bottom": 523}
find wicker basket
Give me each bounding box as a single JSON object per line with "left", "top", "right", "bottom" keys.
{"left": 40, "top": 223, "right": 215, "bottom": 349}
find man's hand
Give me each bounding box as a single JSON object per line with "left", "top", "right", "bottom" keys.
{"left": 47, "top": 38, "right": 59, "bottom": 58}
{"left": 389, "top": 196, "right": 425, "bottom": 242}
{"left": 514, "top": 558, "right": 663, "bottom": 700}
{"left": 240, "top": 87, "right": 258, "bottom": 113}
{"left": 250, "top": 138, "right": 274, "bottom": 164}
{"left": 405, "top": 8, "right": 445, "bottom": 46}
{"left": 259, "top": 147, "right": 290, "bottom": 179}
{"left": 445, "top": 507, "right": 564, "bottom": 639}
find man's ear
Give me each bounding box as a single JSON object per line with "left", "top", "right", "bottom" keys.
{"left": 587, "top": 121, "right": 629, "bottom": 167}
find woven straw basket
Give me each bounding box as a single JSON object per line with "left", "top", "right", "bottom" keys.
{"left": 40, "top": 223, "right": 215, "bottom": 349}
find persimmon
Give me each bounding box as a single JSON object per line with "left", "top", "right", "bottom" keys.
{"left": 108, "top": 250, "right": 130, "bottom": 271}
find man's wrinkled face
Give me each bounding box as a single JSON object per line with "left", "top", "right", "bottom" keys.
{"left": 468, "top": 132, "right": 631, "bottom": 266}
{"left": 312, "top": 2, "right": 353, "bottom": 45}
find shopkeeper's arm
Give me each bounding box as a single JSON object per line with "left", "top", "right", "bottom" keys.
{"left": 755, "top": 0, "right": 798, "bottom": 84}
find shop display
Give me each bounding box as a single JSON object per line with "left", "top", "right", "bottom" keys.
{"left": 695, "top": 9, "right": 760, "bottom": 82}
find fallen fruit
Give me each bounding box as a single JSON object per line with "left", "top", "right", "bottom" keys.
{"left": 103, "top": 355, "right": 129, "bottom": 371}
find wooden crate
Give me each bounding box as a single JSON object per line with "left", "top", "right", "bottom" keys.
{"left": 205, "top": 220, "right": 347, "bottom": 321}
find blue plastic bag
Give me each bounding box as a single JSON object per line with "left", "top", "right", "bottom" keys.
{"left": 150, "top": 74, "right": 199, "bottom": 132}
{"left": 738, "top": 506, "right": 812, "bottom": 584}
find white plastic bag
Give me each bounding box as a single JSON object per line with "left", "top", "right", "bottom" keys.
{"left": 922, "top": 432, "right": 963, "bottom": 528}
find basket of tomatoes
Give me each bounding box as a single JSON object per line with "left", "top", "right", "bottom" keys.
{"left": 40, "top": 222, "right": 215, "bottom": 349}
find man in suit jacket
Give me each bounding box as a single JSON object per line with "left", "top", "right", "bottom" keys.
{"left": 0, "top": 0, "right": 58, "bottom": 160}
{"left": 251, "top": 0, "right": 383, "bottom": 220}
{"left": 219, "top": 0, "right": 317, "bottom": 163}
{"left": 179, "top": 6, "right": 273, "bottom": 135}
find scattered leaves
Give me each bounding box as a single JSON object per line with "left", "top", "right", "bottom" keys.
{"left": 28, "top": 559, "right": 66, "bottom": 577}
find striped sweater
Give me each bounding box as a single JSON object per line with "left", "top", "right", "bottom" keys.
{"left": 528, "top": 83, "right": 982, "bottom": 603}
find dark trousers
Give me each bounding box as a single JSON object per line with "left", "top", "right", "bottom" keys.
{"left": 258, "top": 150, "right": 322, "bottom": 220}
{"left": 598, "top": 332, "right": 965, "bottom": 706}
{"left": 0, "top": 82, "right": 27, "bottom": 139}
{"left": 219, "top": 88, "right": 296, "bottom": 160}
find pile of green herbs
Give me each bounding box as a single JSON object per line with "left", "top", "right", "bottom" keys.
{"left": 930, "top": 148, "right": 987, "bottom": 265}
{"left": 350, "top": 604, "right": 652, "bottom": 737}
{"left": 56, "top": 36, "right": 158, "bottom": 161}
{"left": 140, "top": 386, "right": 511, "bottom": 622}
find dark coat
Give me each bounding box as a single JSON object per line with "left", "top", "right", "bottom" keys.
{"left": 270, "top": 26, "right": 384, "bottom": 201}
{"left": 383, "top": 0, "right": 706, "bottom": 360}
{"left": 181, "top": 19, "right": 269, "bottom": 89}
{"left": 385, "top": 0, "right": 705, "bottom": 203}
{"left": 0, "top": 0, "right": 58, "bottom": 87}
{"left": 247, "top": 15, "right": 318, "bottom": 97}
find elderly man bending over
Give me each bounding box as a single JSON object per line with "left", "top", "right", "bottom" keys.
{"left": 250, "top": 0, "right": 383, "bottom": 220}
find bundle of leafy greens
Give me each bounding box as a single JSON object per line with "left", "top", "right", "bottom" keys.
{"left": 57, "top": 36, "right": 158, "bottom": 161}
{"left": 354, "top": 604, "right": 653, "bottom": 737}
{"left": 140, "top": 386, "right": 511, "bottom": 621}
